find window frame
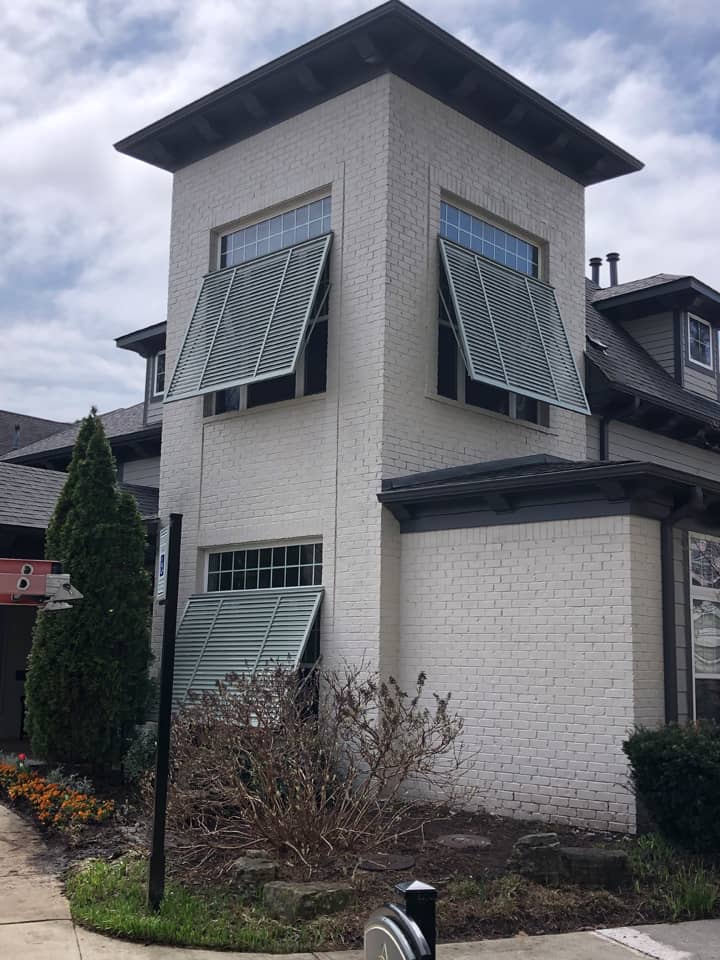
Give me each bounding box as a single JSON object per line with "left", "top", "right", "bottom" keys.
{"left": 440, "top": 199, "right": 541, "bottom": 279}
{"left": 205, "top": 540, "right": 323, "bottom": 593}
{"left": 151, "top": 350, "right": 166, "bottom": 399}
{"left": 218, "top": 196, "right": 331, "bottom": 271}
{"left": 687, "top": 313, "right": 714, "bottom": 371}
{"left": 688, "top": 531, "right": 720, "bottom": 721}
{"left": 436, "top": 284, "right": 549, "bottom": 426}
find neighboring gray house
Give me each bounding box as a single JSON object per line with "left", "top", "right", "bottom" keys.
{"left": 0, "top": 411, "right": 69, "bottom": 457}
{"left": 115, "top": 1, "right": 720, "bottom": 832}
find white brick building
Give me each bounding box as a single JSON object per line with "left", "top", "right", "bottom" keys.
{"left": 116, "top": 2, "right": 720, "bottom": 832}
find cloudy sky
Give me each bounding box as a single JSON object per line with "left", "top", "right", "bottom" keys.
{"left": 2, "top": 0, "right": 719, "bottom": 421}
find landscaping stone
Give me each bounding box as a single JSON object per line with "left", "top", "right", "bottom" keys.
{"left": 263, "top": 880, "right": 353, "bottom": 921}
{"left": 508, "top": 832, "right": 561, "bottom": 885}
{"left": 231, "top": 855, "right": 278, "bottom": 891}
{"left": 357, "top": 853, "right": 416, "bottom": 872}
{"left": 438, "top": 833, "right": 492, "bottom": 851}
{"left": 560, "top": 847, "right": 630, "bottom": 891}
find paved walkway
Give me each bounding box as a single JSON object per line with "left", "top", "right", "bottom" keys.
{"left": 2, "top": 804, "right": 720, "bottom": 959}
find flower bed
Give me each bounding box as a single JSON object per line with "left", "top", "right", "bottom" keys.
{"left": 0, "top": 756, "right": 114, "bottom": 830}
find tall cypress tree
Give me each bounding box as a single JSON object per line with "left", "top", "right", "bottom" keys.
{"left": 25, "top": 410, "right": 151, "bottom": 765}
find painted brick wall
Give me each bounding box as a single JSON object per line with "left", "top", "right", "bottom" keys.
{"left": 154, "top": 75, "right": 395, "bottom": 667}
{"left": 397, "top": 515, "right": 663, "bottom": 831}
{"left": 380, "top": 76, "right": 589, "bottom": 480}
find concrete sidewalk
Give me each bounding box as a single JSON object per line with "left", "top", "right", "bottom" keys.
{"left": 2, "top": 804, "right": 719, "bottom": 959}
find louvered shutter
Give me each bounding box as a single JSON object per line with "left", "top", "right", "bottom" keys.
{"left": 439, "top": 237, "right": 589, "bottom": 414}
{"left": 173, "top": 587, "right": 323, "bottom": 706}
{"left": 165, "top": 234, "right": 331, "bottom": 402}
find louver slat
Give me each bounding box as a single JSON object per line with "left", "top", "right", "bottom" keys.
{"left": 439, "top": 237, "right": 589, "bottom": 415}
{"left": 165, "top": 234, "right": 331, "bottom": 402}
{"left": 173, "top": 587, "right": 323, "bottom": 707}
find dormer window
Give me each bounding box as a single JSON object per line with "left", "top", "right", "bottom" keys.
{"left": 152, "top": 350, "right": 166, "bottom": 397}
{"left": 688, "top": 314, "right": 713, "bottom": 370}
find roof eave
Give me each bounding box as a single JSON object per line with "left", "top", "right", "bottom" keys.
{"left": 114, "top": 1, "right": 642, "bottom": 186}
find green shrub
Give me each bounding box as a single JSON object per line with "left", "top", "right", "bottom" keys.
{"left": 122, "top": 729, "right": 157, "bottom": 785}
{"left": 623, "top": 723, "right": 720, "bottom": 852}
{"left": 25, "top": 410, "right": 151, "bottom": 767}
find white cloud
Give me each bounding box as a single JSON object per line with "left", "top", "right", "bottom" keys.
{"left": 1, "top": 0, "right": 719, "bottom": 420}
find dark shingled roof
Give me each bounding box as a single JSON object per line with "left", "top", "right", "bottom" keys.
{"left": 585, "top": 279, "right": 720, "bottom": 428}
{"left": 592, "top": 274, "right": 682, "bottom": 301}
{"left": 0, "top": 411, "right": 70, "bottom": 457}
{"left": 0, "top": 462, "right": 159, "bottom": 528}
{"left": 1, "top": 403, "right": 159, "bottom": 464}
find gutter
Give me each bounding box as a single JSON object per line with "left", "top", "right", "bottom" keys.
{"left": 660, "top": 487, "right": 703, "bottom": 723}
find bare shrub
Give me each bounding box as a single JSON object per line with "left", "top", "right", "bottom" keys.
{"left": 156, "top": 665, "right": 474, "bottom": 877}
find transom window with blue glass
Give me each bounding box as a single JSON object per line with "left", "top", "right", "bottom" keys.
{"left": 220, "top": 197, "right": 331, "bottom": 268}
{"left": 440, "top": 201, "right": 539, "bottom": 277}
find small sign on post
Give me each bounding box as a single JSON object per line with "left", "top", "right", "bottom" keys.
{"left": 156, "top": 525, "right": 170, "bottom": 603}
{"left": 364, "top": 881, "right": 437, "bottom": 960}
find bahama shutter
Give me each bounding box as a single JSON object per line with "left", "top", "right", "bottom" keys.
{"left": 172, "top": 586, "right": 323, "bottom": 706}
{"left": 439, "top": 237, "right": 590, "bottom": 414}
{"left": 165, "top": 234, "right": 331, "bottom": 402}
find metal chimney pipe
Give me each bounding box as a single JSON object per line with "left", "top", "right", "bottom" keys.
{"left": 606, "top": 252, "right": 620, "bottom": 287}
{"left": 589, "top": 257, "right": 602, "bottom": 286}
{"left": 13, "top": 424, "right": 20, "bottom": 450}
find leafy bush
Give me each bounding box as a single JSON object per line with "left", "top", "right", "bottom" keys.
{"left": 623, "top": 723, "right": 720, "bottom": 852}
{"left": 158, "top": 665, "right": 473, "bottom": 877}
{"left": 46, "top": 766, "right": 95, "bottom": 796}
{"left": 122, "top": 729, "right": 157, "bottom": 785}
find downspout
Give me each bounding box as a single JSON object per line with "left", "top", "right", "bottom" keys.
{"left": 599, "top": 416, "right": 610, "bottom": 460}
{"left": 660, "top": 487, "right": 703, "bottom": 723}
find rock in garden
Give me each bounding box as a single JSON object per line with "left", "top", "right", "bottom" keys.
{"left": 357, "top": 853, "right": 416, "bottom": 872}
{"left": 438, "top": 833, "right": 492, "bottom": 850}
{"left": 231, "top": 855, "right": 278, "bottom": 891}
{"left": 263, "top": 880, "right": 353, "bottom": 921}
{"left": 560, "top": 847, "right": 630, "bottom": 891}
{"left": 508, "top": 832, "right": 561, "bottom": 885}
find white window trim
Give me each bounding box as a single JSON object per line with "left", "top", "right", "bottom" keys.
{"left": 204, "top": 539, "right": 323, "bottom": 592}
{"left": 440, "top": 197, "right": 543, "bottom": 280}
{"left": 152, "top": 350, "right": 166, "bottom": 398}
{"left": 217, "top": 194, "right": 331, "bottom": 271}
{"left": 687, "top": 313, "right": 713, "bottom": 370}
{"left": 689, "top": 531, "right": 720, "bottom": 721}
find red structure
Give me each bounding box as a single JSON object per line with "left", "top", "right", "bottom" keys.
{"left": 0, "top": 559, "right": 81, "bottom": 609}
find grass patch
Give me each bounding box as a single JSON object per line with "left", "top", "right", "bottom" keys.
{"left": 629, "top": 833, "right": 720, "bottom": 922}
{"left": 66, "top": 857, "right": 335, "bottom": 953}
{"left": 446, "top": 877, "right": 485, "bottom": 899}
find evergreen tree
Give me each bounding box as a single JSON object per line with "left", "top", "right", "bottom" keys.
{"left": 25, "top": 409, "right": 151, "bottom": 765}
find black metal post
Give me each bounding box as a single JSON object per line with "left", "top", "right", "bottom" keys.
{"left": 147, "top": 513, "right": 183, "bottom": 910}
{"left": 396, "top": 881, "right": 437, "bottom": 960}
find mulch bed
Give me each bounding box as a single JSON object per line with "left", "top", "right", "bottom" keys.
{"left": 9, "top": 796, "right": 708, "bottom": 948}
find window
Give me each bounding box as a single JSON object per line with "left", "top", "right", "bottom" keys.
{"left": 166, "top": 197, "right": 332, "bottom": 405}
{"left": 437, "top": 294, "right": 547, "bottom": 425}
{"left": 205, "top": 263, "right": 330, "bottom": 415}
{"left": 173, "top": 587, "right": 323, "bottom": 705}
{"left": 152, "top": 351, "right": 165, "bottom": 397}
{"left": 437, "top": 219, "right": 589, "bottom": 415}
{"left": 220, "top": 197, "right": 331, "bottom": 268}
{"left": 208, "top": 542, "right": 322, "bottom": 592}
{"left": 689, "top": 533, "right": 720, "bottom": 721}
{"left": 688, "top": 314, "right": 713, "bottom": 369}
{"left": 440, "top": 201, "right": 539, "bottom": 277}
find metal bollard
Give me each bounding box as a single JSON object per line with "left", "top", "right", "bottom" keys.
{"left": 364, "top": 879, "right": 437, "bottom": 960}
{"left": 395, "top": 881, "right": 437, "bottom": 960}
